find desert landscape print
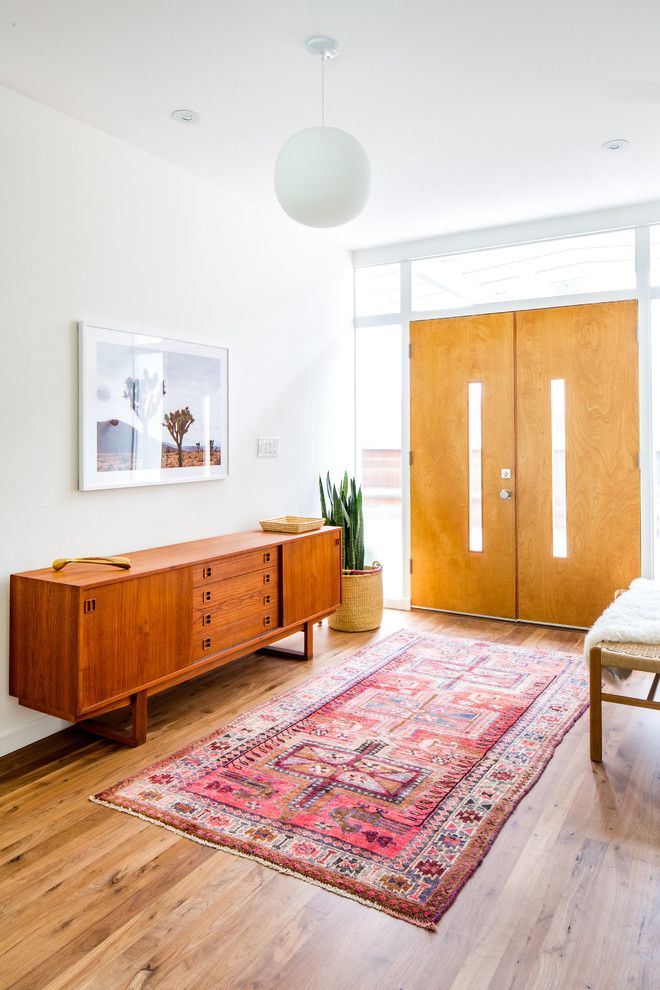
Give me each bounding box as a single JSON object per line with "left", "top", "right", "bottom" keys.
{"left": 95, "top": 338, "right": 225, "bottom": 473}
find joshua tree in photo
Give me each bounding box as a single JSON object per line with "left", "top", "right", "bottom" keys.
{"left": 123, "top": 370, "right": 161, "bottom": 430}
{"left": 163, "top": 406, "right": 195, "bottom": 467}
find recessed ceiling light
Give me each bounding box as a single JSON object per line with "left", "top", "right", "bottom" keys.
{"left": 601, "top": 138, "right": 629, "bottom": 152}
{"left": 171, "top": 109, "right": 199, "bottom": 123}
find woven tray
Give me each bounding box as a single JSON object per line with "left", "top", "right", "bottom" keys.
{"left": 260, "top": 516, "right": 324, "bottom": 534}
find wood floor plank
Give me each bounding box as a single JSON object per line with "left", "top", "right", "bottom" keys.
{"left": 0, "top": 611, "right": 657, "bottom": 990}
{"left": 47, "top": 858, "right": 278, "bottom": 990}
{"left": 152, "top": 873, "right": 315, "bottom": 990}
{"left": 2, "top": 831, "right": 187, "bottom": 987}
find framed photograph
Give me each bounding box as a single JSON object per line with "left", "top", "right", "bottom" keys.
{"left": 79, "top": 322, "right": 228, "bottom": 491}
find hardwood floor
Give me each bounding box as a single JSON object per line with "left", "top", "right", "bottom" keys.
{"left": 1, "top": 609, "right": 658, "bottom": 990}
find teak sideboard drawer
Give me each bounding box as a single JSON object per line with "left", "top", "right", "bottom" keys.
{"left": 192, "top": 548, "right": 277, "bottom": 587}
{"left": 193, "top": 568, "right": 277, "bottom": 610}
{"left": 192, "top": 608, "right": 279, "bottom": 660}
{"left": 193, "top": 590, "right": 278, "bottom": 632}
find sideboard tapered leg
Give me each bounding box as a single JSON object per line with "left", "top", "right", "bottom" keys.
{"left": 80, "top": 690, "right": 148, "bottom": 747}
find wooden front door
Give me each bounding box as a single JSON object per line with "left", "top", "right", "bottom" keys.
{"left": 410, "top": 312, "right": 517, "bottom": 618}
{"left": 410, "top": 300, "right": 640, "bottom": 627}
{"left": 516, "top": 301, "right": 640, "bottom": 626}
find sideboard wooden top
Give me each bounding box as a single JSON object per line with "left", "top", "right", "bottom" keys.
{"left": 12, "top": 527, "right": 341, "bottom": 588}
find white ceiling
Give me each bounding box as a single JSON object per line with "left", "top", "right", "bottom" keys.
{"left": 2, "top": 0, "right": 660, "bottom": 250}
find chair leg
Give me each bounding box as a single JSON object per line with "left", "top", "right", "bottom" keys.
{"left": 589, "top": 647, "right": 603, "bottom": 762}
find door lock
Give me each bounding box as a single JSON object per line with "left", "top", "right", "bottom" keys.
{"left": 499, "top": 489, "right": 513, "bottom": 500}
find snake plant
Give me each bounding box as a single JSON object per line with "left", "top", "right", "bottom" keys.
{"left": 319, "top": 471, "right": 365, "bottom": 571}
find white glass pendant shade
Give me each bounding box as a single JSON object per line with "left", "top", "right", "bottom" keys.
{"left": 274, "top": 125, "right": 371, "bottom": 228}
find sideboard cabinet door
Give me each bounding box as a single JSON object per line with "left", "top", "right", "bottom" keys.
{"left": 281, "top": 531, "right": 341, "bottom": 627}
{"left": 79, "top": 569, "right": 192, "bottom": 711}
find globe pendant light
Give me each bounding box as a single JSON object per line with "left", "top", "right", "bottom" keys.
{"left": 274, "top": 36, "right": 371, "bottom": 228}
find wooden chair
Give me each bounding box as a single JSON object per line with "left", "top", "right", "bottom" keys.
{"left": 589, "top": 642, "right": 660, "bottom": 761}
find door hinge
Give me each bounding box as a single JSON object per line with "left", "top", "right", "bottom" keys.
{"left": 637, "top": 451, "right": 641, "bottom": 470}
{"left": 409, "top": 450, "right": 413, "bottom": 467}
{"left": 409, "top": 557, "right": 413, "bottom": 574}
{"left": 409, "top": 343, "right": 412, "bottom": 358}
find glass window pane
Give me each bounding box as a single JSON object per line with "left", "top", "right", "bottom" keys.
{"left": 649, "top": 225, "right": 660, "bottom": 286}
{"left": 356, "top": 324, "right": 402, "bottom": 600}
{"left": 652, "top": 300, "right": 660, "bottom": 575}
{"left": 468, "top": 382, "right": 483, "bottom": 552}
{"left": 411, "top": 229, "right": 635, "bottom": 312}
{"left": 550, "top": 379, "right": 568, "bottom": 559}
{"left": 355, "top": 264, "right": 401, "bottom": 318}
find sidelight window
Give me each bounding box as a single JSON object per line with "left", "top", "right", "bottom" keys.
{"left": 356, "top": 324, "right": 403, "bottom": 600}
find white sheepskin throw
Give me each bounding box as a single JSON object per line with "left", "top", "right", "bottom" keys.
{"left": 584, "top": 578, "right": 660, "bottom": 681}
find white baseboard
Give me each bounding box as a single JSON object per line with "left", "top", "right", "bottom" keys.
{"left": 0, "top": 714, "right": 72, "bottom": 758}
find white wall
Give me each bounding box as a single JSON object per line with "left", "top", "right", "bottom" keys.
{"left": 0, "top": 85, "right": 354, "bottom": 755}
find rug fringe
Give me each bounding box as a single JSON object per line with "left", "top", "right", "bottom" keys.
{"left": 88, "top": 795, "right": 437, "bottom": 931}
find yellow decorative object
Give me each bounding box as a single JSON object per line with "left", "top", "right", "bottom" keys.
{"left": 51, "top": 556, "right": 131, "bottom": 572}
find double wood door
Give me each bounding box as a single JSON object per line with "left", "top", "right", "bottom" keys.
{"left": 410, "top": 301, "right": 640, "bottom": 627}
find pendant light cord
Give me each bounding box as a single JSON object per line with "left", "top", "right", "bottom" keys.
{"left": 321, "top": 54, "right": 325, "bottom": 127}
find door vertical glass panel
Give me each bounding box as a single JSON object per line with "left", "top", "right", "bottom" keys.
{"left": 355, "top": 324, "right": 402, "bottom": 600}
{"left": 550, "top": 379, "right": 568, "bottom": 558}
{"left": 468, "top": 382, "right": 483, "bottom": 552}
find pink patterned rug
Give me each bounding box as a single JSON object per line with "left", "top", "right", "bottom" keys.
{"left": 92, "top": 630, "right": 588, "bottom": 929}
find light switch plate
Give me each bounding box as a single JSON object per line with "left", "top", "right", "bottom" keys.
{"left": 257, "top": 437, "right": 280, "bottom": 458}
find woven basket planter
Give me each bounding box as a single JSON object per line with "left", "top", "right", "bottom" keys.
{"left": 328, "top": 564, "right": 383, "bottom": 632}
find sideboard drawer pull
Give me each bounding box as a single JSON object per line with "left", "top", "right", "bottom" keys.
{"left": 203, "top": 566, "right": 213, "bottom": 579}
{"left": 263, "top": 615, "right": 272, "bottom": 627}
{"left": 263, "top": 551, "right": 272, "bottom": 564}
{"left": 264, "top": 594, "right": 272, "bottom": 605}
{"left": 202, "top": 637, "right": 212, "bottom": 650}
{"left": 83, "top": 598, "right": 96, "bottom": 614}
{"left": 203, "top": 613, "right": 212, "bottom": 626}
{"left": 263, "top": 573, "right": 271, "bottom": 585}
{"left": 203, "top": 590, "right": 212, "bottom": 603}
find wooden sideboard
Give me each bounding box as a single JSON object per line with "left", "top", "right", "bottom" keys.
{"left": 10, "top": 527, "right": 342, "bottom": 746}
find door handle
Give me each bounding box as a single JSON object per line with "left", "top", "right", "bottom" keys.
{"left": 499, "top": 489, "right": 513, "bottom": 500}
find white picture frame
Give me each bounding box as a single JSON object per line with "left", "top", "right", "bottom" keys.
{"left": 79, "top": 322, "right": 229, "bottom": 491}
